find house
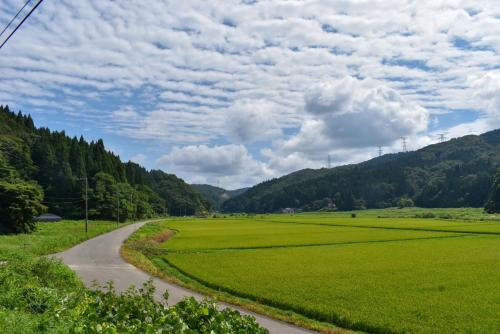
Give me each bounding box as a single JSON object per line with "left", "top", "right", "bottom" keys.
{"left": 281, "top": 208, "right": 295, "bottom": 214}
{"left": 36, "top": 213, "right": 62, "bottom": 222}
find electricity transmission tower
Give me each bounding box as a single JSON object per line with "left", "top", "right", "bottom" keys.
{"left": 378, "top": 146, "right": 383, "bottom": 157}
{"left": 438, "top": 133, "right": 446, "bottom": 143}
{"left": 327, "top": 154, "right": 331, "bottom": 168}
{"left": 401, "top": 137, "right": 408, "bottom": 152}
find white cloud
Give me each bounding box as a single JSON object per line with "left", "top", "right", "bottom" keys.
{"left": 225, "top": 100, "right": 283, "bottom": 143}
{"left": 156, "top": 144, "right": 272, "bottom": 188}
{"left": 278, "top": 76, "right": 429, "bottom": 160}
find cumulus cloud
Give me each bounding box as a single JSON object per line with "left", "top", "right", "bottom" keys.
{"left": 225, "top": 100, "right": 283, "bottom": 143}
{"left": 306, "top": 77, "right": 429, "bottom": 147}
{"left": 157, "top": 144, "right": 264, "bottom": 175}
{"left": 156, "top": 144, "right": 274, "bottom": 189}
{"left": 278, "top": 76, "right": 429, "bottom": 160}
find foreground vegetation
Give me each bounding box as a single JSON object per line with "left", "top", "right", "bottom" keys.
{"left": 128, "top": 210, "right": 500, "bottom": 333}
{"left": 0, "top": 257, "right": 267, "bottom": 333}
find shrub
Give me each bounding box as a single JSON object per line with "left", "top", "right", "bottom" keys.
{"left": 396, "top": 197, "right": 414, "bottom": 209}
{"left": 415, "top": 212, "right": 436, "bottom": 218}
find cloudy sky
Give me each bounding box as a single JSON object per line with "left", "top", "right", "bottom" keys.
{"left": 1, "top": 0, "right": 499, "bottom": 189}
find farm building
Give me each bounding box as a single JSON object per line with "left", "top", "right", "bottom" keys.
{"left": 36, "top": 213, "right": 62, "bottom": 222}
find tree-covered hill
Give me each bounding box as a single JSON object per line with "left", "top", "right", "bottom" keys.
{"left": 223, "top": 130, "right": 500, "bottom": 213}
{"left": 0, "top": 105, "right": 210, "bottom": 225}
{"left": 191, "top": 184, "right": 248, "bottom": 211}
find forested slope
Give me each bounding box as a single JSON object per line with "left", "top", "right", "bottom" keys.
{"left": 223, "top": 130, "right": 500, "bottom": 213}
{"left": 191, "top": 184, "right": 248, "bottom": 210}
{"left": 0, "top": 105, "right": 210, "bottom": 222}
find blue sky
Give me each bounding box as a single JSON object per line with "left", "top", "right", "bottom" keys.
{"left": 1, "top": 0, "right": 499, "bottom": 189}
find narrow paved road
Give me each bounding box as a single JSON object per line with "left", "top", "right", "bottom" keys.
{"left": 56, "top": 222, "right": 317, "bottom": 334}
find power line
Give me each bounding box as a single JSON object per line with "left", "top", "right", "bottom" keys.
{"left": 0, "top": 0, "right": 44, "bottom": 51}
{"left": 0, "top": 0, "right": 33, "bottom": 39}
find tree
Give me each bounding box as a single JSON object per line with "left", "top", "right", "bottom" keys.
{"left": 485, "top": 170, "right": 500, "bottom": 213}
{"left": 0, "top": 154, "right": 45, "bottom": 233}
{"left": 397, "top": 196, "right": 415, "bottom": 209}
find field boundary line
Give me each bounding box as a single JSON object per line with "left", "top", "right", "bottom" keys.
{"left": 164, "top": 234, "right": 474, "bottom": 254}
{"left": 261, "top": 219, "right": 500, "bottom": 236}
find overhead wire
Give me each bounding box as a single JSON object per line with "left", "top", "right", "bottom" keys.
{"left": 0, "top": 0, "right": 44, "bottom": 51}
{"left": 0, "top": 0, "right": 33, "bottom": 39}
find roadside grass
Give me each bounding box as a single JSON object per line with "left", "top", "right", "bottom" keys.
{"left": 0, "top": 220, "right": 125, "bottom": 260}
{"left": 125, "top": 211, "right": 500, "bottom": 334}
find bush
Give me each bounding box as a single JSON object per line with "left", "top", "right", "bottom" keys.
{"left": 397, "top": 197, "right": 414, "bottom": 209}
{"left": 351, "top": 213, "right": 357, "bottom": 218}
{"left": 415, "top": 212, "right": 436, "bottom": 218}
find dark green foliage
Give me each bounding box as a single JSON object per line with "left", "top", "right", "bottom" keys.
{"left": 397, "top": 196, "right": 414, "bottom": 209}
{"left": 223, "top": 131, "right": 500, "bottom": 213}
{"left": 0, "top": 105, "right": 210, "bottom": 222}
{"left": 150, "top": 171, "right": 211, "bottom": 216}
{"left": 485, "top": 169, "right": 500, "bottom": 213}
{"left": 0, "top": 257, "right": 268, "bottom": 334}
{"left": 0, "top": 154, "right": 45, "bottom": 233}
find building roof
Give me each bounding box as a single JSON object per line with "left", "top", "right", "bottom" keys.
{"left": 36, "top": 213, "right": 62, "bottom": 221}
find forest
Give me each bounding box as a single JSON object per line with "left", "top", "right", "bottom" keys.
{"left": 0, "top": 105, "right": 210, "bottom": 233}
{"left": 223, "top": 129, "right": 500, "bottom": 213}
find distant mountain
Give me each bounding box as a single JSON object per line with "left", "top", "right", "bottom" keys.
{"left": 191, "top": 184, "right": 248, "bottom": 211}
{"left": 0, "top": 105, "right": 210, "bottom": 219}
{"left": 223, "top": 130, "right": 500, "bottom": 213}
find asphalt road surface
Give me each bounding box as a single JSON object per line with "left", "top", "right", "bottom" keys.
{"left": 55, "top": 222, "right": 317, "bottom": 334}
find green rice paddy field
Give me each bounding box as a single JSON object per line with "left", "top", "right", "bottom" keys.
{"left": 146, "top": 212, "right": 500, "bottom": 333}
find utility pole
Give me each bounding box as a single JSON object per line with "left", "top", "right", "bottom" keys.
{"left": 84, "top": 177, "right": 88, "bottom": 233}
{"left": 77, "top": 176, "right": 89, "bottom": 234}
{"left": 129, "top": 192, "right": 134, "bottom": 221}
{"left": 402, "top": 137, "right": 408, "bottom": 152}
{"left": 116, "top": 189, "right": 120, "bottom": 225}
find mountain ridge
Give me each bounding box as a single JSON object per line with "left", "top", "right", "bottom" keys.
{"left": 223, "top": 130, "right": 500, "bottom": 213}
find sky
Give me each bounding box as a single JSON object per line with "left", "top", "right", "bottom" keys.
{"left": 1, "top": 0, "right": 499, "bottom": 189}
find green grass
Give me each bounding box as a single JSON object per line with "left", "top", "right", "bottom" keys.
{"left": 0, "top": 220, "right": 125, "bottom": 260}
{"left": 129, "top": 211, "right": 500, "bottom": 333}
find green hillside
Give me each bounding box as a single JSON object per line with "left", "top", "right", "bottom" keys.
{"left": 223, "top": 130, "right": 500, "bottom": 213}
{"left": 191, "top": 184, "right": 248, "bottom": 210}
{"left": 0, "top": 105, "right": 210, "bottom": 224}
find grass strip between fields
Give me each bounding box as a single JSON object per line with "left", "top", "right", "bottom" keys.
{"left": 261, "top": 218, "right": 500, "bottom": 235}
{"left": 163, "top": 233, "right": 471, "bottom": 254}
